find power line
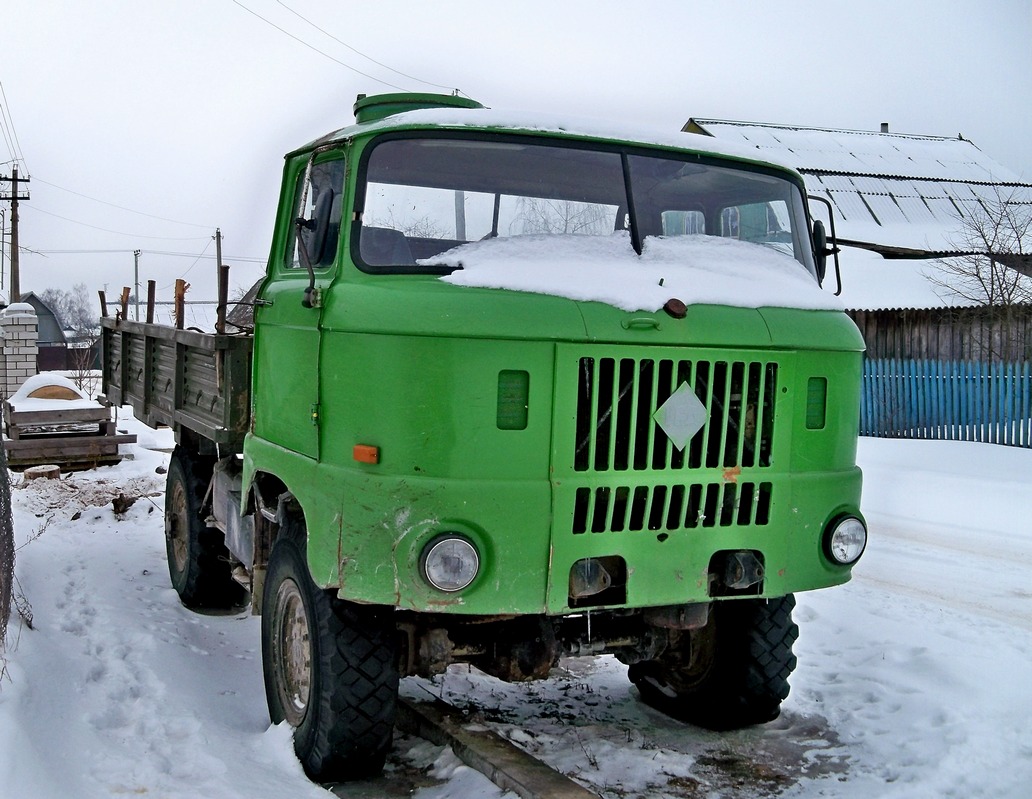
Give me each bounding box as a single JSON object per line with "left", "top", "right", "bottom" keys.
{"left": 157, "top": 238, "right": 213, "bottom": 291}
{"left": 33, "top": 246, "right": 130, "bottom": 253}
{"left": 274, "top": 0, "right": 457, "bottom": 93}
{"left": 0, "top": 82, "right": 26, "bottom": 170}
{"left": 0, "top": 122, "right": 15, "bottom": 166}
{"left": 32, "top": 177, "right": 212, "bottom": 228}
{"left": 36, "top": 248, "right": 266, "bottom": 263}
{"left": 229, "top": 0, "right": 407, "bottom": 90}
{"left": 33, "top": 249, "right": 134, "bottom": 255}
{"left": 24, "top": 205, "right": 212, "bottom": 241}
{"left": 149, "top": 250, "right": 266, "bottom": 263}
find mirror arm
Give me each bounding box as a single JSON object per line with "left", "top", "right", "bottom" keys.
{"left": 295, "top": 148, "right": 334, "bottom": 309}
{"left": 294, "top": 219, "right": 319, "bottom": 308}
{"left": 808, "top": 194, "right": 844, "bottom": 296}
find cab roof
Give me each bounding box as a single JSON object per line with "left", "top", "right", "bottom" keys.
{"left": 291, "top": 93, "right": 800, "bottom": 177}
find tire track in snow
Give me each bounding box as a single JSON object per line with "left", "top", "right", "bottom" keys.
{"left": 855, "top": 514, "right": 1032, "bottom": 632}
{"left": 853, "top": 571, "right": 1032, "bottom": 633}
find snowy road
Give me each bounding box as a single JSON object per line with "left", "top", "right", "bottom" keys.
{"left": 1, "top": 431, "right": 1030, "bottom": 798}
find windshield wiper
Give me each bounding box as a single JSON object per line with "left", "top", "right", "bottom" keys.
{"left": 428, "top": 261, "right": 464, "bottom": 274}
{"left": 621, "top": 153, "right": 643, "bottom": 255}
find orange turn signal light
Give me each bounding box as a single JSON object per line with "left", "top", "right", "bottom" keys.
{"left": 353, "top": 444, "right": 380, "bottom": 464}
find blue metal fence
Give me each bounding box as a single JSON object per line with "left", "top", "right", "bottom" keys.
{"left": 860, "top": 359, "right": 1032, "bottom": 448}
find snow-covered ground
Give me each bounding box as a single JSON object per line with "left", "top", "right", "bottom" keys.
{"left": 1, "top": 412, "right": 1030, "bottom": 798}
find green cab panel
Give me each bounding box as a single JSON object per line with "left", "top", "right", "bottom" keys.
{"left": 251, "top": 277, "right": 323, "bottom": 458}
{"left": 245, "top": 307, "right": 864, "bottom": 614}
{"left": 321, "top": 277, "right": 589, "bottom": 342}
{"left": 576, "top": 302, "right": 774, "bottom": 348}
{"left": 317, "top": 330, "right": 556, "bottom": 481}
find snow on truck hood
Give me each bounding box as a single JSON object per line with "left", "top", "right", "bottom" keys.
{"left": 425, "top": 232, "right": 843, "bottom": 313}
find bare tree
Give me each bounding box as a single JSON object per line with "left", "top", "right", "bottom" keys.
{"left": 511, "top": 198, "right": 613, "bottom": 236}
{"left": 927, "top": 187, "right": 1032, "bottom": 306}
{"left": 37, "top": 283, "right": 101, "bottom": 392}
{"left": 66, "top": 340, "right": 101, "bottom": 397}
{"left": 925, "top": 188, "right": 1032, "bottom": 361}
{"left": 37, "top": 283, "right": 100, "bottom": 337}
{"left": 397, "top": 214, "right": 449, "bottom": 240}
{"left": 368, "top": 209, "right": 449, "bottom": 239}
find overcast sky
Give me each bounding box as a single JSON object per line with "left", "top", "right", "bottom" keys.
{"left": 2, "top": 0, "right": 1029, "bottom": 304}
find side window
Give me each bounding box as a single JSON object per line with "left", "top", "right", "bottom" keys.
{"left": 720, "top": 201, "right": 792, "bottom": 245}
{"left": 289, "top": 158, "right": 346, "bottom": 269}
{"left": 661, "top": 210, "right": 706, "bottom": 235}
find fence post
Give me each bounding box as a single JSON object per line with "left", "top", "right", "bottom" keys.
{"left": 857, "top": 356, "right": 1031, "bottom": 449}
{"left": 1023, "top": 362, "right": 1031, "bottom": 447}
{"left": 959, "top": 360, "right": 970, "bottom": 442}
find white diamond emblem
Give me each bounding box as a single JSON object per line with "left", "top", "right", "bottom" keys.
{"left": 653, "top": 382, "right": 707, "bottom": 451}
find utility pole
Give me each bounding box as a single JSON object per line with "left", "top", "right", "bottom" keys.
{"left": 0, "top": 166, "right": 30, "bottom": 303}
{"left": 0, "top": 208, "right": 5, "bottom": 294}
{"left": 215, "top": 228, "right": 226, "bottom": 335}
{"left": 453, "top": 191, "right": 466, "bottom": 241}
{"left": 133, "top": 249, "right": 142, "bottom": 321}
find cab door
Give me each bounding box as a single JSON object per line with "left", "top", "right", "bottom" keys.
{"left": 252, "top": 155, "right": 346, "bottom": 459}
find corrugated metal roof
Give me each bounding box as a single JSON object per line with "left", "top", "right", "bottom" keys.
{"left": 685, "top": 119, "right": 1022, "bottom": 183}
{"left": 685, "top": 119, "right": 1032, "bottom": 257}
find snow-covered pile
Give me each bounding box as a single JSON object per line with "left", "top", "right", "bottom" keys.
{"left": 431, "top": 232, "right": 842, "bottom": 312}
{"left": 7, "top": 373, "right": 99, "bottom": 412}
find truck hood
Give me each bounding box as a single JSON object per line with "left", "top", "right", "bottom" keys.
{"left": 326, "top": 232, "right": 862, "bottom": 348}
{"left": 323, "top": 278, "right": 864, "bottom": 352}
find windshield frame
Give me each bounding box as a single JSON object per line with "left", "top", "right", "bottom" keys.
{"left": 350, "top": 129, "right": 818, "bottom": 280}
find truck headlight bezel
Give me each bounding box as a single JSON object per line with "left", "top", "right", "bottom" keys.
{"left": 420, "top": 535, "right": 480, "bottom": 592}
{"left": 824, "top": 515, "right": 867, "bottom": 565}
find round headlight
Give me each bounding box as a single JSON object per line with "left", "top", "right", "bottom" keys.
{"left": 826, "top": 516, "right": 867, "bottom": 565}
{"left": 421, "top": 536, "right": 479, "bottom": 592}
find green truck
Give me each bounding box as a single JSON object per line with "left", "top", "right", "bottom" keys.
{"left": 101, "top": 92, "right": 867, "bottom": 782}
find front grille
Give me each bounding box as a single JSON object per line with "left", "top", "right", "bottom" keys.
{"left": 573, "top": 357, "right": 778, "bottom": 473}
{"left": 573, "top": 481, "right": 773, "bottom": 534}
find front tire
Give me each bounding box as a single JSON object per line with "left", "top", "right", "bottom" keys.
{"left": 628, "top": 595, "right": 798, "bottom": 730}
{"left": 261, "top": 524, "right": 399, "bottom": 781}
{"left": 164, "top": 447, "right": 244, "bottom": 608}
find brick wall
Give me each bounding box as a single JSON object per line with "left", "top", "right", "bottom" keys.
{"left": 1, "top": 304, "right": 39, "bottom": 400}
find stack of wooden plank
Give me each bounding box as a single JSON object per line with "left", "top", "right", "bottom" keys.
{"left": 3, "top": 377, "right": 137, "bottom": 471}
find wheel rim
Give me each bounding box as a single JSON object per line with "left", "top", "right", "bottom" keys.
{"left": 273, "top": 577, "right": 312, "bottom": 727}
{"left": 166, "top": 480, "right": 189, "bottom": 573}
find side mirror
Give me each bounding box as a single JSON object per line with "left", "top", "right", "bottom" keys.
{"left": 808, "top": 195, "right": 843, "bottom": 296}
{"left": 812, "top": 219, "right": 828, "bottom": 284}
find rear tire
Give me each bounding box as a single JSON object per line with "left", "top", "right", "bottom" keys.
{"left": 628, "top": 595, "right": 798, "bottom": 730}
{"left": 164, "top": 447, "right": 244, "bottom": 608}
{"left": 261, "top": 522, "right": 399, "bottom": 781}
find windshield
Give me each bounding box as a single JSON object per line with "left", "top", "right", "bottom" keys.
{"left": 355, "top": 133, "right": 817, "bottom": 279}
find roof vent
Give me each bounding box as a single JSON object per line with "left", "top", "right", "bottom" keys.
{"left": 880, "top": 122, "right": 890, "bottom": 133}
{"left": 353, "top": 92, "right": 483, "bottom": 124}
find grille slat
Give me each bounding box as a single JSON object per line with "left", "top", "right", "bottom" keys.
{"left": 567, "top": 353, "right": 779, "bottom": 536}
{"left": 572, "top": 482, "right": 773, "bottom": 534}
{"left": 573, "top": 356, "right": 778, "bottom": 474}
